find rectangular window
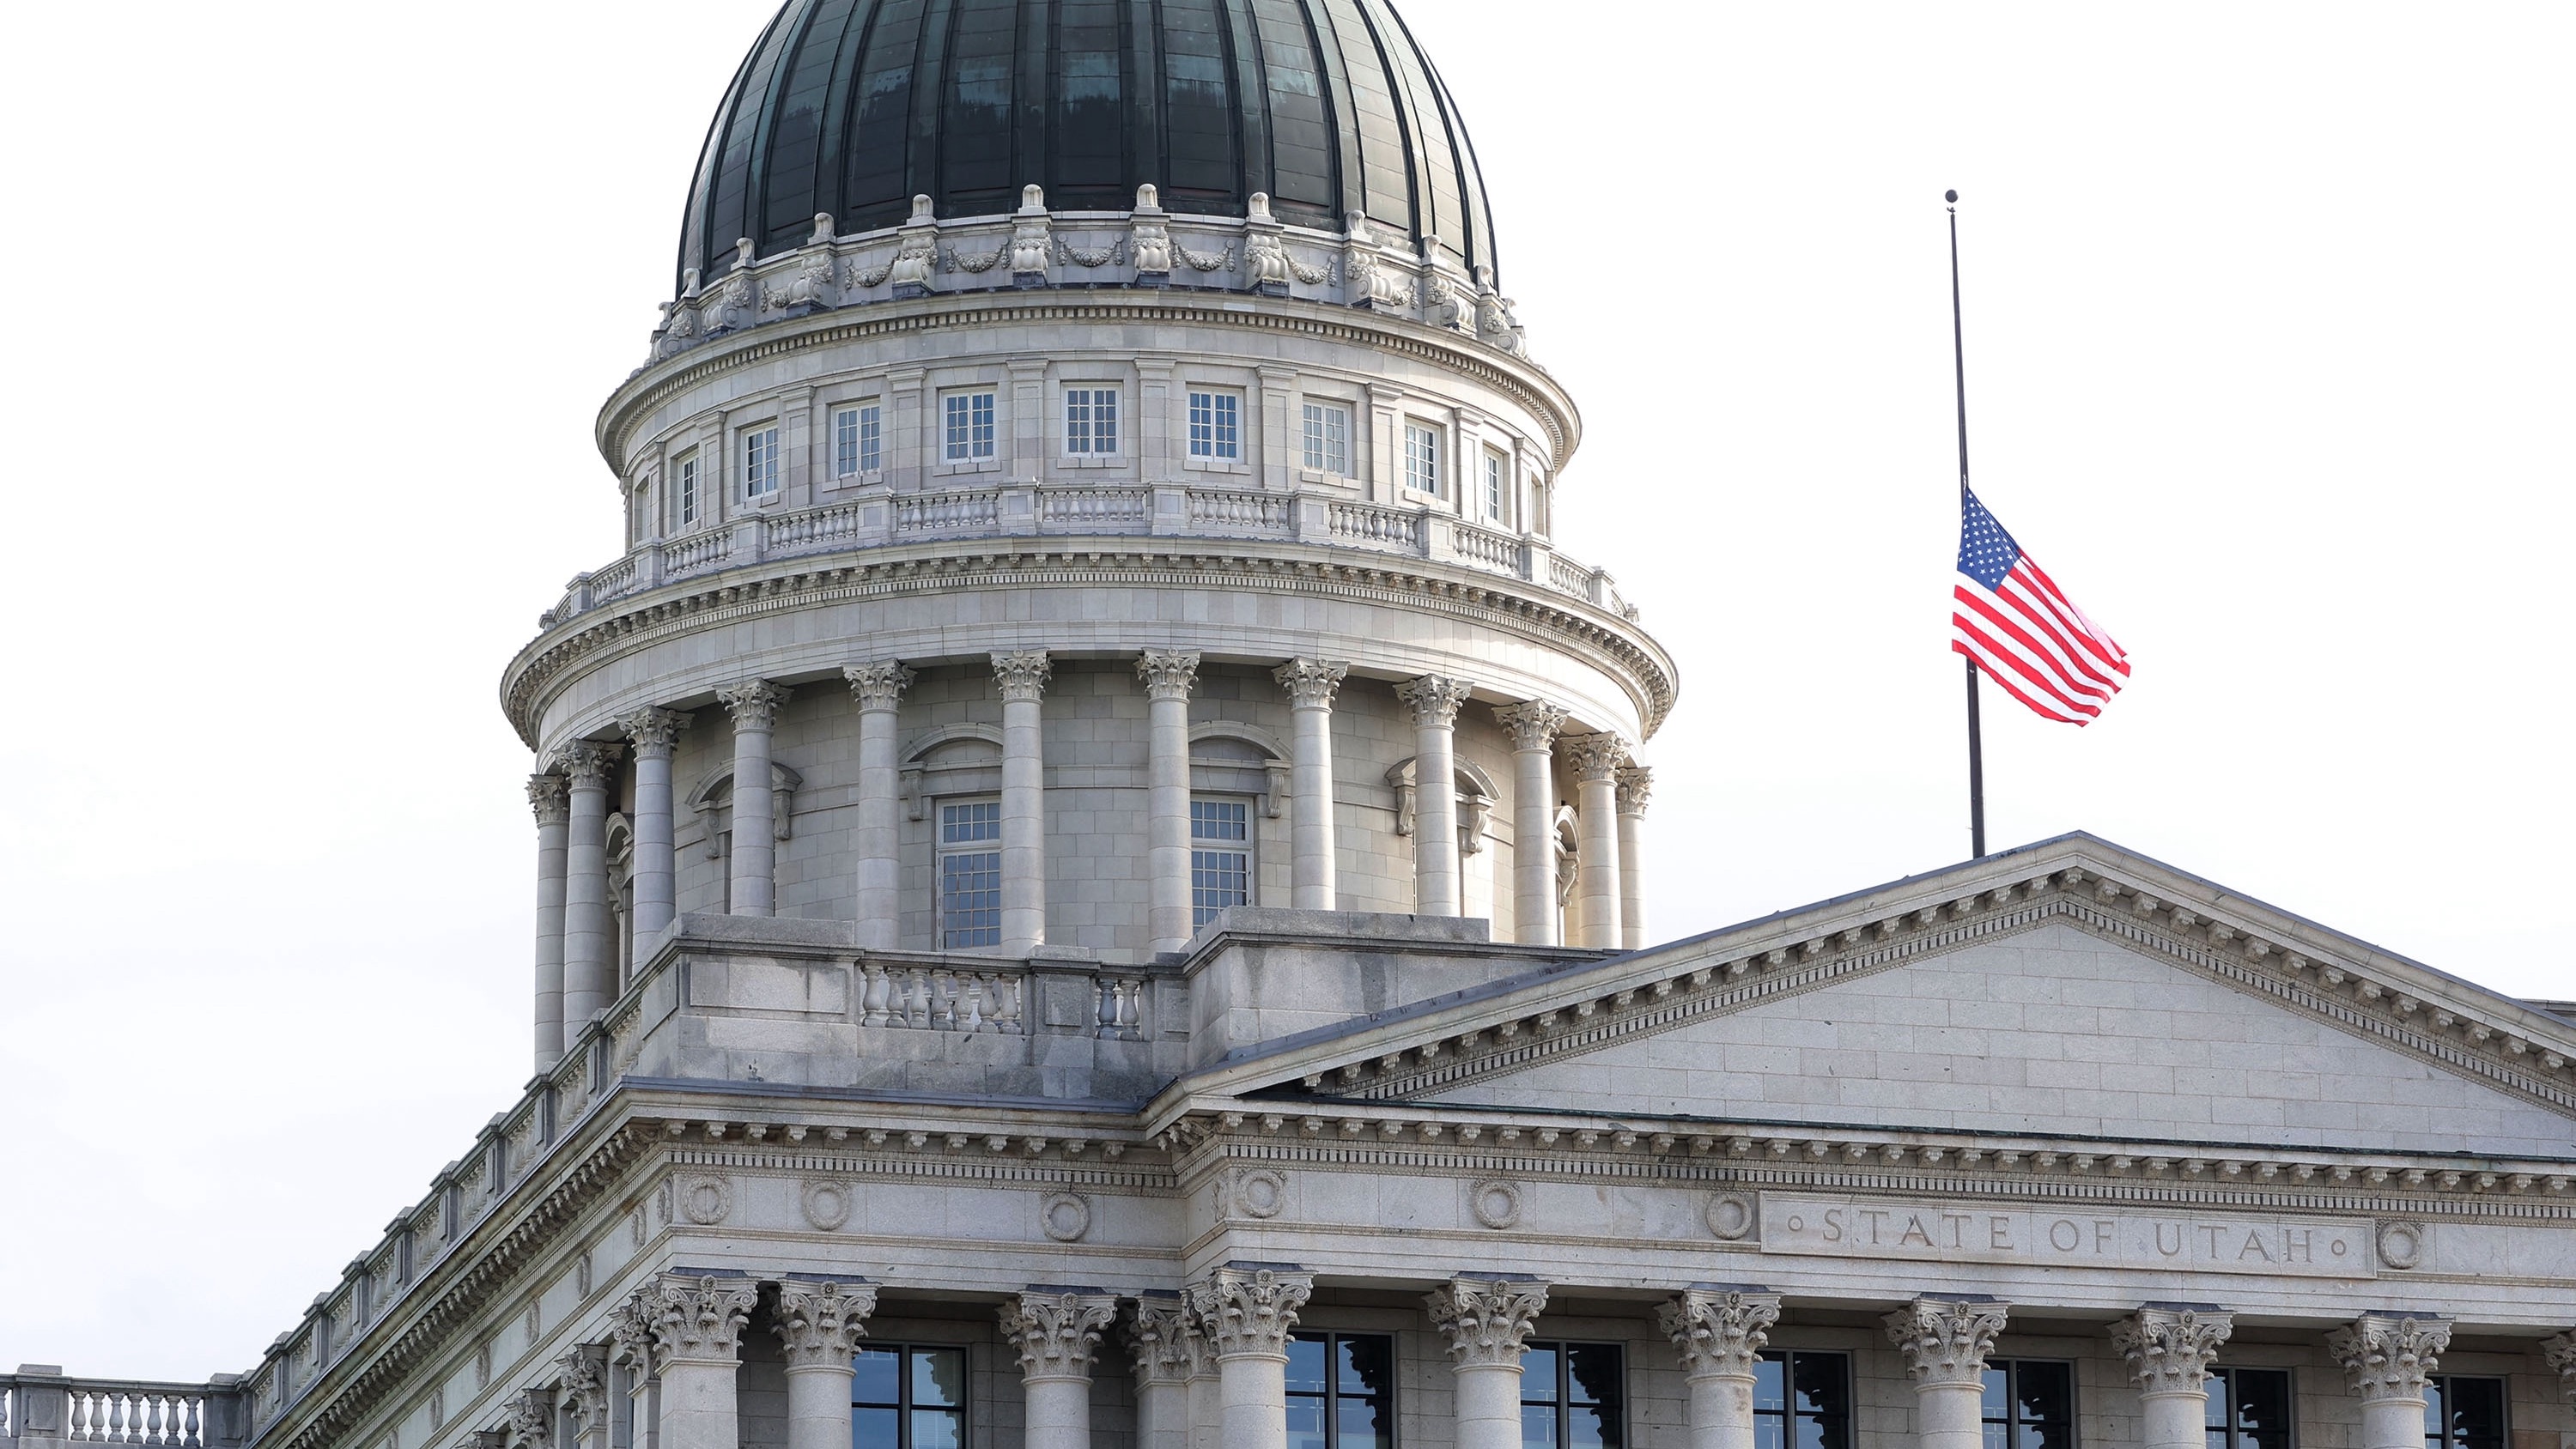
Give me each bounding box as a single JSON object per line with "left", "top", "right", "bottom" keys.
{"left": 677, "top": 453, "right": 699, "bottom": 526}
{"left": 1755, "top": 1350, "right": 1850, "bottom": 1449}
{"left": 1522, "top": 1342, "right": 1625, "bottom": 1448}
{"left": 1302, "top": 401, "right": 1351, "bottom": 474}
{"left": 1285, "top": 1332, "right": 1392, "bottom": 1449}
{"left": 943, "top": 391, "right": 996, "bottom": 461}
{"left": 1066, "top": 387, "right": 1121, "bottom": 455}
{"left": 2425, "top": 1377, "right": 2506, "bottom": 1449}
{"left": 850, "top": 1344, "right": 966, "bottom": 1449}
{"left": 743, "top": 426, "right": 780, "bottom": 498}
{"left": 2207, "top": 1367, "right": 2293, "bottom": 1449}
{"left": 1189, "top": 798, "right": 1251, "bottom": 928}
{"left": 1188, "top": 389, "right": 1242, "bottom": 459}
{"left": 937, "top": 801, "right": 1003, "bottom": 949}
{"left": 1483, "top": 450, "right": 1507, "bottom": 520}
{"left": 1404, "top": 422, "right": 1442, "bottom": 496}
{"left": 1983, "top": 1361, "right": 2075, "bottom": 1449}
{"left": 835, "top": 404, "right": 882, "bottom": 476}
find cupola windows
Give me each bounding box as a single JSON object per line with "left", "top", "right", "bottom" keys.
{"left": 943, "top": 391, "right": 998, "bottom": 462}
{"left": 1065, "top": 387, "right": 1121, "bottom": 455}
{"left": 675, "top": 452, "right": 700, "bottom": 526}
{"left": 743, "top": 426, "right": 781, "bottom": 499}
{"left": 1404, "top": 421, "right": 1443, "bottom": 497}
{"left": 1188, "top": 389, "right": 1242, "bottom": 460}
{"left": 1189, "top": 797, "right": 1252, "bottom": 927}
{"left": 1302, "top": 400, "right": 1351, "bottom": 475}
{"left": 835, "top": 403, "right": 882, "bottom": 477}
{"left": 937, "top": 800, "right": 1004, "bottom": 949}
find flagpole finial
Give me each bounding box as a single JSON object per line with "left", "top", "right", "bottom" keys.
{"left": 1945, "top": 189, "right": 1959, "bottom": 206}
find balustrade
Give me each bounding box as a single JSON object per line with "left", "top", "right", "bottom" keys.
{"left": 1039, "top": 486, "right": 1148, "bottom": 527}
{"left": 0, "top": 1374, "right": 243, "bottom": 1448}
{"left": 896, "top": 488, "right": 1003, "bottom": 535}
{"left": 853, "top": 959, "right": 1147, "bottom": 1040}
{"left": 1327, "top": 500, "right": 1426, "bottom": 552}
{"left": 766, "top": 500, "right": 864, "bottom": 555}
{"left": 1449, "top": 519, "right": 1527, "bottom": 574}
{"left": 1187, "top": 487, "right": 1292, "bottom": 534}
{"left": 661, "top": 530, "right": 732, "bottom": 579}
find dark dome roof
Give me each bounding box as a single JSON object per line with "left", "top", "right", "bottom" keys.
{"left": 679, "top": 0, "right": 1498, "bottom": 289}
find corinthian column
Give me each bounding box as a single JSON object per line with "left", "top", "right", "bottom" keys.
{"left": 1614, "top": 764, "right": 1651, "bottom": 949}
{"left": 1395, "top": 675, "right": 1473, "bottom": 916}
{"left": 629, "top": 1274, "right": 759, "bottom": 1449}
{"left": 2113, "top": 1307, "right": 2232, "bottom": 1449}
{"left": 777, "top": 1281, "right": 878, "bottom": 1449}
{"left": 1660, "top": 1288, "right": 1782, "bottom": 1449}
{"left": 716, "top": 681, "right": 790, "bottom": 917}
{"left": 2547, "top": 1332, "right": 2576, "bottom": 1404}
{"left": 619, "top": 708, "right": 689, "bottom": 943}
{"left": 560, "top": 741, "right": 623, "bottom": 1036}
{"left": 1186, "top": 1265, "right": 1314, "bottom": 1449}
{"left": 1493, "top": 701, "right": 1567, "bottom": 944}
{"left": 1885, "top": 1297, "right": 2009, "bottom": 1449}
{"left": 1273, "top": 659, "right": 1348, "bottom": 910}
{"left": 1426, "top": 1276, "right": 1551, "bottom": 1449}
{"left": 1560, "top": 734, "right": 1627, "bottom": 949}
{"left": 556, "top": 1348, "right": 612, "bottom": 1449}
{"left": 2329, "top": 1313, "right": 2453, "bottom": 1449}
{"left": 992, "top": 652, "right": 1053, "bottom": 950}
{"left": 528, "top": 773, "right": 570, "bottom": 1069}
{"left": 1139, "top": 651, "right": 1202, "bottom": 951}
{"left": 1127, "top": 1294, "right": 1198, "bottom": 1449}
{"left": 1001, "top": 1288, "right": 1121, "bottom": 1449}
{"left": 842, "top": 662, "right": 914, "bottom": 949}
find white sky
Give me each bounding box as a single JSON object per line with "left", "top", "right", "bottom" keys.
{"left": 1, "top": 0, "right": 2568, "bottom": 1385}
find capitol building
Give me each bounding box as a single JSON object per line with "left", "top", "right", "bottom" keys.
{"left": 6, "top": 3, "right": 2573, "bottom": 1449}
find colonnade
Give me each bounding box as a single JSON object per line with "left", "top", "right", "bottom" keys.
{"left": 571, "top": 1273, "right": 2479, "bottom": 1449}
{"left": 525, "top": 652, "right": 1654, "bottom": 1066}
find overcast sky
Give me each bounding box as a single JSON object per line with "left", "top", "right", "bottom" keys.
{"left": 2, "top": 0, "right": 2568, "bottom": 1385}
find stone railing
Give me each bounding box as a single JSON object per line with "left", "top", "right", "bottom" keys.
{"left": 0, "top": 1371, "right": 246, "bottom": 1448}
{"left": 539, "top": 485, "right": 1643, "bottom": 629}
{"left": 860, "top": 959, "right": 1148, "bottom": 1040}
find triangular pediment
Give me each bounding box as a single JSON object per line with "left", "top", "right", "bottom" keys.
{"left": 1172, "top": 835, "right": 2576, "bottom": 1161}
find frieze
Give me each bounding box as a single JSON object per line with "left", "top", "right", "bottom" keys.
{"left": 1758, "top": 1191, "right": 2377, "bottom": 1278}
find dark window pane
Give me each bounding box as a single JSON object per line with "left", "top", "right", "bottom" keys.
{"left": 1791, "top": 1355, "right": 1843, "bottom": 1419}
{"left": 1337, "top": 1394, "right": 1394, "bottom": 1449}
{"left": 2236, "top": 1368, "right": 2293, "bottom": 1449}
{"left": 1754, "top": 1356, "right": 1788, "bottom": 1413}
{"left": 1984, "top": 1425, "right": 2009, "bottom": 1449}
{"left": 2207, "top": 1376, "right": 2232, "bottom": 1433}
{"left": 1285, "top": 1334, "right": 1329, "bottom": 1395}
{"left": 1982, "top": 1368, "right": 2011, "bottom": 1422}
{"left": 909, "top": 1406, "right": 963, "bottom": 1449}
{"left": 1338, "top": 1334, "right": 1393, "bottom": 1397}
{"left": 1521, "top": 1345, "right": 1561, "bottom": 1402}
{"left": 1523, "top": 1402, "right": 1561, "bottom": 1446}
{"left": 1571, "top": 1400, "right": 1621, "bottom": 1449}
{"left": 2446, "top": 1379, "right": 2506, "bottom": 1449}
{"left": 2425, "top": 1383, "right": 2446, "bottom": 1444}
{"left": 1756, "top": 1419, "right": 1786, "bottom": 1449}
{"left": 1286, "top": 1397, "right": 1327, "bottom": 1449}
{"left": 1568, "top": 1344, "right": 1621, "bottom": 1407}
{"left": 850, "top": 1348, "right": 901, "bottom": 1406}
{"left": 849, "top": 1405, "right": 899, "bottom": 1449}
{"left": 914, "top": 1348, "right": 966, "bottom": 1408}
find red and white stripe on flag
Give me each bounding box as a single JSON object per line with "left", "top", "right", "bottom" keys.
{"left": 1952, "top": 554, "right": 2129, "bottom": 724}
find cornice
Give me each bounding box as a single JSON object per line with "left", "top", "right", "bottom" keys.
{"left": 598, "top": 290, "right": 1582, "bottom": 473}
{"left": 497, "top": 545, "right": 1677, "bottom": 749}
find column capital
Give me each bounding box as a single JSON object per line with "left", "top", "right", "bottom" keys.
{"left": 554, "top": 1348, "right": 611, "bottom": 1436}
{"left": 509, "top": 1390, "right": 554, "bottom": 1449}
{"left": 1000, "top": 1288, "right": 1121, "bottom": 1384}
{"left": 632, "top": 1273, "right": 760, "bottom": 1367}
{"left": 1125, "top": 1294, "right": 1203, "bottom": 1392}
{"left": 1493, "top": 700, "right": 1569, "bottom": 752}
{"left": 527, "top": 773, "right": 570, "bottom": 826}
{"left": 1558, "top": 732, "right": 1630, "bottom": 781}
{"left": 1185, "top": 1264, "right": 1313, "bottom": 1362}
{"left": 1884, "top": 1297, "right": 2009, "bottom": 1387}
{"left": 1614, "top": 764, "right": 1654, "bottom": 815}
{"left": 992, "top": 650, "right": 1054, "bottom": 702}
{"left": 716, "top": 679, "right": 791, "bottom": 730}
{"left": 1424, "top": 1276, "right": 1550, "bottom": 1369}
{"left": 2543, "top": 1331, "right": 2575, "bottom": 1401}
{"left": 1136, "top": 650, "right": 1202, "bottom": 702}
{"left": 618, "top": 707, "right": 690, "bottom": 756}
{"left": 1273, "top": 658, "right": 1350, "bottom": 708}
{"left": 608, "top": 1294, "right": 659, "bottom": 1377}
{"left": 843, "top": 660, "right": 917, "bottom": 712}
{"left": 776, "top": 1280, "right": 879, "bottom": 1368}
{"left": 554, "top": 740, "right": 623, "bottom": 791}
{"left": 1396, "top": 673, "right": 1473, "bottom": 726}
{"left": 2326, "top": 1313, "right": 2451, "bottom": 1404}
{"left": 1658, "top": 1288, "right": 1781, "bottom": 1380}
{"left": 2111, "top": 1307, "right": 2233, "bottom": 1396}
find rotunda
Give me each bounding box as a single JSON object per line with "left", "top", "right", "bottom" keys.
{"left": 505, "top": 0, "right": 1677, "bottom": 1070}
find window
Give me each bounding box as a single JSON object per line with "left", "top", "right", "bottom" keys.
{"left": 850, "top": 1345, "right": 966, "bottom": 1449}
{"left": 1065, "top": 387, "right": 1120, "bottom": 455}
{"left": 1982, "top": 1361, "right": 2075, "bottom": 1449}
{"left": 835, "top": 404, "right": 881, "bottom": 476}
{"left": 1190, "top": 798, "right": 1251, "bottom": 928}
{"left": 677, "top": 452, "right": 699, "bottom": 525}
{"left": 1483, "top": 449, "right": 1507, "bottom": 520}
{"left": 1404, "top": 422, "right": 1443, "bottom": 496}
{"left": 743, "top": 426, "right": 780, "bottom": 498}
{"left": 2424, "top": 1377, "right": 2506, "bottom": 1449}
{"left": 1286, "top": 1332, "right": 1392, "bottom": 1449}
{"left": 937, "top": 802, "right": 1003, "bottom": 948}
{"left": 1188, "top": 389, "right": 1242, "bottom": 459}
{"left": 1755, "top": 1350, "right": 1850, "bottom": 1449}
{"left": 943, "top": 391, "right": 996, "bottom": 461}
{"left": 1522, "top": 1342, "right": 1625, "bottom": 1448}
{"left": 2207, "top": 1368, "right": 2292, "bottom": 1449}
{"left": 1302, "top": 400, "right": 1351, "bottom": 474}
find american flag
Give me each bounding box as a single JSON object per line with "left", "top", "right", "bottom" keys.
{"left": 1953, "top": 487, "right": 2130, "bottom": 724}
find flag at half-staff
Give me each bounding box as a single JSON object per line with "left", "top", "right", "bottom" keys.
{"left": 1952, "top": 486, "right": 2130, "bottom": 724}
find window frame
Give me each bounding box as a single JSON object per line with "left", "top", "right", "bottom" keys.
{"left": 1301, "top": 398, "right": 1352, "bottom": 476}
{"left": 1482, "top": 447, "right": 1507, "bottom": 522}
{"left": 1754, "top": 1349, "right": 1851, "bottom": 1449}
{"left": 834, "top": 402, "right": 884, "bottom": 479}
{"left": 1285, "top": 1331, "right": 1394, "bottom": 1449}
{"left": 1981, "top": 1358, "right": 2077, "bottom": 1449}
{"left": 935, "top": 798, "right": 1005, "bottom": 949}
{"left": 1520, "top": 1339, "right": 1627, "bottom": 1448}
{"left": 1403, "top": 420, "right": 1443, "bottom": 498}
{"left": 1063, "top": 385, "right": 1122, "bottom": 458}
{"left": 2423, "top": 1375, "right": 2508, "bottom": 1449}
{"left": 742, "top": 424, "right": 781, "bottom": 500}
{"left": 2206, "top": 1366, "right": 2294, "bottom": 1449}
{"left": 1187, "top": 387, "right": 1244, "bottom": 462}
{"left": 1188, "top": 796, "right": 1254, "bottom": 928}
{"left": 942, "top": 389, "right": 998, "bottom": 464}
{"left": 848, "top": 1343, "right": 968, "bottom": 1449}
{"left": 675, "top": 451, "right": 700, "bottom": 527}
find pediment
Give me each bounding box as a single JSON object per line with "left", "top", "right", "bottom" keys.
{"left": 1186, "top": 836, "right": 2576, "bottom": 1161}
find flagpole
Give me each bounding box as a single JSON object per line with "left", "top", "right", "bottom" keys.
{"left": 1947, "top": 188, "right": 1988, "bottom": 859}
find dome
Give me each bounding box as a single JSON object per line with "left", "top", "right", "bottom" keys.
{"left": 677, "top": 0, "right": 1498, "bottom": 290}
